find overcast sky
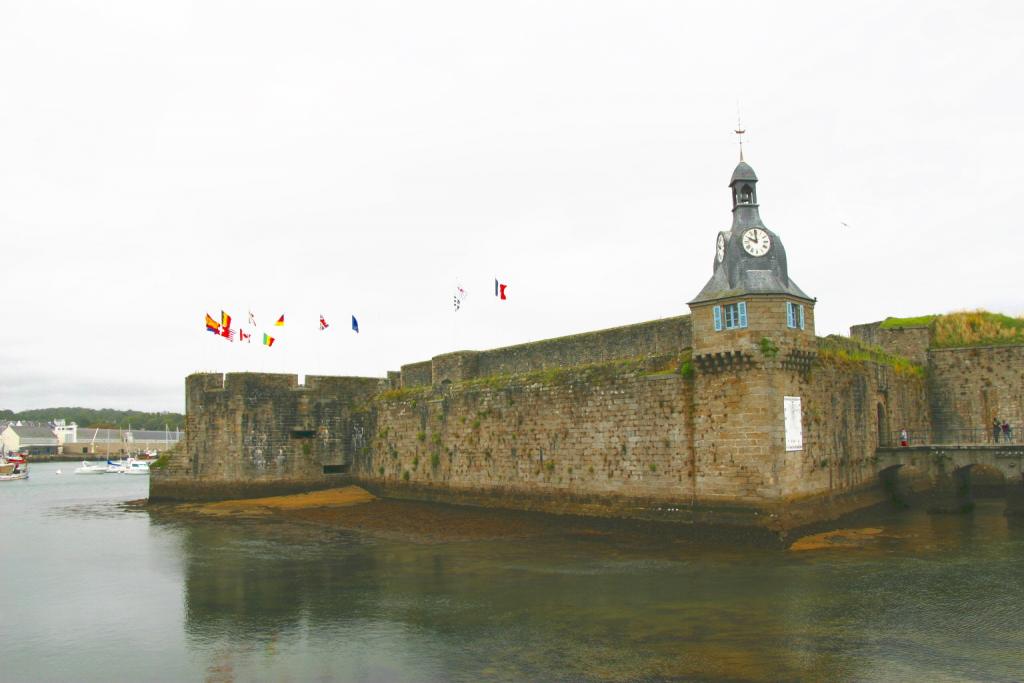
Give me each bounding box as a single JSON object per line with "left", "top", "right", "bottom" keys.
{"left": 2, "top": 1, "right": 1021, "bottom": 413}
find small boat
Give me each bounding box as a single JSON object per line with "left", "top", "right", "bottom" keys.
{"left": 0, "top": 454, "right": 28, "bottom": 481}
{"left": 105, "top": 459, "right": 127, "bottom": 473}
{"left": 74, "top": 461, "right": 107, "bottom": 475}
{"left": 122, "top": 459, "right": 150, "bottom": 475}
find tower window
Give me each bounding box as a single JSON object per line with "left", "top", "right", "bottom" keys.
{"left": 787, "top": 302, "right": 805, "bottom": 330}
{"left": 713, "top": 302, "right": 747, "bottom": 331}
{"left": 739, "top": 185, "right": 753, "bottom": 204}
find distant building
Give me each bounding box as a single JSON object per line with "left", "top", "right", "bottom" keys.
{"left": 1, "top": 424, "right": 59, "bottom": 455}
{"left": 51, "top": 419, "right": 78, "bottom": 445}
{"left": 63, "top": 427, "right": 182, "bottom": 456}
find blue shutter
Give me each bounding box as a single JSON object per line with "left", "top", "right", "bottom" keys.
{"left": 713, "top": 305, "right": 722, "bottom": 331}
{"left": 738, "top": 301, "right": 748, "bottom": 328}
{"left": 786, "top": 302, "right": 795, "bottom": 328}
{"left": 798, "top": 304, "right": 805, "bottom": 330}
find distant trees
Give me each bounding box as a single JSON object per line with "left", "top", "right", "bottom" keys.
{"left": 0, "top": 407, "right": 185, "bottom": 430}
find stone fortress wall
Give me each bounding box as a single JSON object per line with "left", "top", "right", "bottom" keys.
{"left": 851, "top": 323, "right": 1024, "bottom": 443}
{"left": 153, "top": 314, "right": 935, "bottom": 531}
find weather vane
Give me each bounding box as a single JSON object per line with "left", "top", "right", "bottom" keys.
{"left": 734, "top": 107, "right": 746, "bottom": 162}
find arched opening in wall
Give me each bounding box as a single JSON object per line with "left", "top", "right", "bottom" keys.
{"left": 739, "top": 184, "right": 753, "bottom": 204}
{"left": 879, "top": 464, "right": 909, "bottom": 508}
{"left": 964, "top": 463, "right": 1006, "bottom": 499}
{"left": 877, "top": 403, "right": 889, "bottom": 447}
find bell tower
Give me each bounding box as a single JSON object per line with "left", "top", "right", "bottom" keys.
{"left": 688, "top": 159, "right": 815, "bottom": 362}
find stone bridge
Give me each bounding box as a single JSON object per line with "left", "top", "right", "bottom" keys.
{"left": 876, "top": 444, "right": 1024, "bottom": 515}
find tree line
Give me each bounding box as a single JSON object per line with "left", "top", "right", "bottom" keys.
{"left": 0, "top": 407, "right": 185, "bottom": 431}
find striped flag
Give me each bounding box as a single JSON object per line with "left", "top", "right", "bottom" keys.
{"left": 495, "top": 279, "right": 507, "bottom": 300}
{"left": 262, "top": 333, "right": 275, "bottom": 347}
{"left": 320, "top": 315, "right": 329, "bottom": 331}
{"left": 275, "top": 315, "right": 285, "bottom": 327}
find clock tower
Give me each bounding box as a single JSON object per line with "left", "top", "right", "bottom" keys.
{"left": 688, "top": 159, "right": 815, "bottom": 363}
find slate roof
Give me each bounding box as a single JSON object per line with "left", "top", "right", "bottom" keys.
{"left": 7, "top": 425, "right": 58, "bottom": 445}
{"left": 74, "top": 428, "right": 181, "bottom": 443}
{"left": 730, "top": 161, "right": 757, "bottom": 184}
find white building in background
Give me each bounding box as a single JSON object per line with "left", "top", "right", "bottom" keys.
{"left": 52, "top": 419, "right": 78, "bottom": 445}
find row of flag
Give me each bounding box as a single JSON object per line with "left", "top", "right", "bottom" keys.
{"left": 453, "top": 278, "right": 508, "bottom": 311}
{"left": 205, "top": 276, "right": 507, "bottom": 345}
{"left": 205, "top": 310, "right": 359, "bottom": 349}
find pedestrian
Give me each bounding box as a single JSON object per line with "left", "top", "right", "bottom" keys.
{"left": 993, "top": 418, "right": 1001, "bottom": 443}
{"left": 900, "top": 428, "right": 909, "bottom": 447}
{"left": 1003, "top": 420, "right": 1012, "bottom": 443}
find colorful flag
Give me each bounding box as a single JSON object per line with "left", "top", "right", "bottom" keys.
{"left": 221, "top": 311, "right": 232, "bottom": 329}
{"left": 320, "top": 315, "right": 329, "bottom": 331}
{"left": 205, "top": 313, "right": 220, "bottom": 334}
{"left": 351, "top": 315, "right": 359, "bottom": 333}
{"left": 223, "top": 328, "right": 236, "bottom": 341}
{"left": 275, "top": 315, "right": 285, "bottom": 327}
{"left": 454, "top": 284, "right": 467, "bottom": 311}
{"left": 239, "top": 330, "right": 251, "bottom": 343}
{"left": 263, "top": 333, "right": 275, "bottom": 347}
{"left": 495, "top": 279, "right": 507, "bottom": 300}
{"left": 249, "top": 311, "right": 256, "bottom": 326}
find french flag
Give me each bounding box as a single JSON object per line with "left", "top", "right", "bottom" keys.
{"left": 494, "top": 279, "right": 507, "bottom": 300}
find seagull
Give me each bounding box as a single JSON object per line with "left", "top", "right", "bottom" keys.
{"left": 840, "top": 221, "right": 850, "bottom": 228}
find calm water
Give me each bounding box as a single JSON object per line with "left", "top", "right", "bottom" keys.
{"left": 2, "top": 462, "right": 1023, "bottom": 682}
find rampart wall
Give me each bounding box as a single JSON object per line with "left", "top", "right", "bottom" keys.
{"left": 397, "top": 316, "right": 692, "bottom": 388}
{"left": 928, "top": 345, "right": 1024, "bottom": 441}
{"left": 153, "top": 322, "right": 935, "bottom": 532}
{"left": 850, "top": 322, "right": 931, "bottom": 366}
{"left": 150, "top": 373, "right": 381, "bottom": 501}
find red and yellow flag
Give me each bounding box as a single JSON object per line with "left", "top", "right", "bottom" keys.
{"left": 205, "top": 313, "right": 220, "bottom": 334}
{"left": 275, "top": 315, "right": 285, "bottom": 327}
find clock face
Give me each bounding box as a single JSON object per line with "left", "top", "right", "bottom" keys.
{"left": 716, "top": 234, "right": 726, "bottom": 263}
{"left": 742, "top": 228, "right": 771, "bottom": 257}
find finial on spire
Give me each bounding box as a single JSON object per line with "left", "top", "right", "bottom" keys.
{"left": 734, "top": 106, "right": 746, "bottom": 162}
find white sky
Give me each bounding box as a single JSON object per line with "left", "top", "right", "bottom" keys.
{"left": 2, "top": 1, "right": 1022, "bottom": 412}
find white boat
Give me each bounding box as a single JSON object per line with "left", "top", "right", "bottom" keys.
{"left": 122, "top": 459, "right": 150, "bottom": 475}
{"left": 0, "top": 454, "right": 28, "bottom": 481}
{"left": 74, "top": 461, "right": 108, "bottom": 475}
{"left": 105, "top": 459, "right": 127, "bottom": 473}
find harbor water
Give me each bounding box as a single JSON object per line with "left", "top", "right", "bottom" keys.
{"left": 2, "top": 461, "right": 1023, "bottom": 682}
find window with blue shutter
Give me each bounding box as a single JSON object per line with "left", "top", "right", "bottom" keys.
{"left": 798, "top": 304, "right": 805, "bottom": 330}
{"left": 713, "top": 305, "right": 723, "bottom": 331}
{"left": 737, "top": 301, "right": 747, "bottom": 328}
{"left": 720, "top": 302, "right": 748, "bottom": 330}
{"left": 787, "top": 302, "right": 796, "bottom": 328}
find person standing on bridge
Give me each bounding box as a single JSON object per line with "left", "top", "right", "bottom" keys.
{"left": 900, "top": 428, "right": 909, "bottom": 447}
{"left": 1002, "top": 420, "right": 1012, "bottom": 443}
{"left": 993, "top": 418, "right": 1002, "bottom": 443}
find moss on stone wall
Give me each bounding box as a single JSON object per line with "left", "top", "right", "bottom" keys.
{"left": 818, "top": 335, "right": 925, "bottom": 378}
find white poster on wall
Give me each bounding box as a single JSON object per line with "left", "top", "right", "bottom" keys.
{"left": 784, "top": 396, "right": 803, "bottom": 451}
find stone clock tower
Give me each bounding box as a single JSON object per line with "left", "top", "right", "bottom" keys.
{"left": 687, "top": 159, "right": 817, "bottom": 509}
{"left": 688, "top": 160, "right": 816, "bottom": 364}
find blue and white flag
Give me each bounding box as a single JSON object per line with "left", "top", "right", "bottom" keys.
{"left": 351, "top": 315, "right": 359, "bottom": 333}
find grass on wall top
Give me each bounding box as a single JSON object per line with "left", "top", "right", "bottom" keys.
{"left": 882, "top": 310, "right": 1024, "bottom": 348}
{"left": 818, "top": 335, "right": 926, "bottom": 378}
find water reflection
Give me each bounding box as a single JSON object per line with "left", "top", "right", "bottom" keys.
{"left": 160, "top": 501, "right": 1024, "bottom": 682}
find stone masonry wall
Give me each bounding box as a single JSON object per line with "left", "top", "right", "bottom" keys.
{"left": 150, "top": 372, "right": 380, "bottom": 501}
{"left": 850, "top": 322, "right": 930, "bottom": 366}
{"left": 928, "top": 345, "right": 1024, "bottom": 442}
{"left": 354, "top": 345, "right": 929, "bottom": 530}
{"left": 396, "top": 316, "right": 693, "bottom": 389}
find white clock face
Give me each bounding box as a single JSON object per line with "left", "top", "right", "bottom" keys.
{"left": 742, "top": 228, "right": 771, "bottom": 257}
{"left": 716, "top": 234, "right": 726, "bottom": 263}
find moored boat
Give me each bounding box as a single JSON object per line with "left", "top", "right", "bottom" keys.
{"left": 0, "top": 453, "right": 28, "bottom": 481}
{"left": 74, "top": 461, "right": 107, "bottom": 475}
